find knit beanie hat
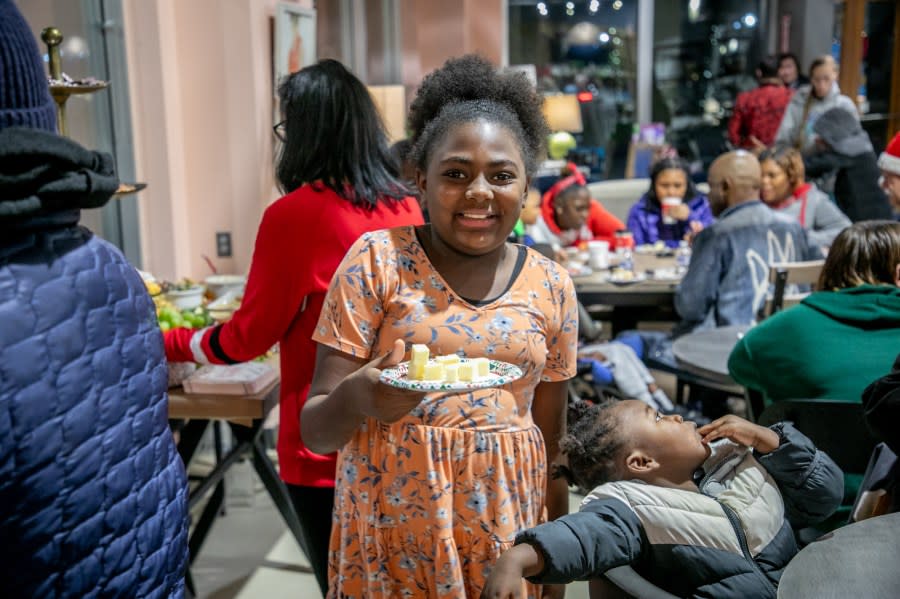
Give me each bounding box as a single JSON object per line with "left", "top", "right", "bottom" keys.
{"left": 878, "top": 132, "right": 900, "bottom": 176}
{"left": 0, "top": 0, "right": 58, "bottom": 132}
{"left": 812, "top": 106, "right": 873, "bottom": 157}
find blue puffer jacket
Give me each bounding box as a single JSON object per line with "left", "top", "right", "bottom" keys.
{"left": 0, "top": 128, "right": 188, "bottom": 597}
{"left": 516, "top": 423, "right": 843, "bottom": 598}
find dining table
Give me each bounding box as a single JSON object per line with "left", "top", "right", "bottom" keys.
{"left": 168, "top": 359, "right": 313, "bottom": 595}
{"left": 776, "top": 512, "right": 900, "bottom": 598}
{"left": 671, "top": 324, "right": 751, "bottom": 388}
{"left": 571, "top": 251, "right": 682, "bottom": 335}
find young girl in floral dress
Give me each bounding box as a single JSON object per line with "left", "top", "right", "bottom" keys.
{"left": 301, "top": 55, "right": 578, "bottom": 598}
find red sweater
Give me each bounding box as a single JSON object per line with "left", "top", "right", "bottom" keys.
{"left": 166, "top": 185, "right": 423, "bottom": 486}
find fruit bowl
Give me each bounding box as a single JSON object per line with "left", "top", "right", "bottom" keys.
{"left": 165, "top": 285, "right": 205, "bottom": 310}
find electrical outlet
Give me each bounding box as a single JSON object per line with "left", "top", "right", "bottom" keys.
{"left": 216, "top": 231, "right": 232, "bottom": 257}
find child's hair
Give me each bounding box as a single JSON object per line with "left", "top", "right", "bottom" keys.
{"left": 553, "top": 400, "right": 627, "bottom": 491}
{"left": 818, "top": 220, "right": 900, "bottom": 290}
{"left": 407, "top": 55, "right": 548, "bottom": 177}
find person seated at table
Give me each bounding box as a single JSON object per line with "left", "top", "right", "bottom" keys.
{"left": 728, "top": 221, "right": 900, "bottom": 406}
{"left": 626, "top": 156, "right": 713, "bottom": 248}
{"left": 618, "top": 151, "right": 820, "bottom": 371}
{"left": 803, "top": 106, "right": 894, "bottom": 222}
{"left": 481, "top": 401, "right": 843, "bottom": 599}
{"left": 164, "top": 59, "right": 423, "bottom": 594}
{"left": 527, "top": 162, "right": 623, "bottom": 255}
{"left": 878, "top": 131, "right": 900, "bottom": 217}
{"left": 861, "top": 353, "right": 900, "bottom": 516}
{"left": 0, "top": 2, "right": 187, "bottom": 595}
{"left": 759, "top": 145, "right": 850, "bottom": 248}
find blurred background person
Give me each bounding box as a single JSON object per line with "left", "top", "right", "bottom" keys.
{"left": 804, "top": 106, "right": 893, "bottom": 222}
{"left": 729, "top": 220, "right": 900, "bottom": 406}
{"left": 759, "top": 145, "right": 850, "bottom": 247}
{"left": 728, "top": 56, "right": 793, "bottom": 152}
{"left": 777, "top": 52, "right": 810, "bottom": 90}
{"left": 0, "top": 1, "right": 187, "bottom": 595}
{"left": 775, "top": 55, "right": 858, "bottom": 154}
{"left": 877, "top": 131, "right": 900, "bottom": 216}
{"left": 626, "top": 156, "right": 713, "bottom": 248}
{"left": 163, "top": 59, "right": 423, "bottom": 594}
{"left": 527, "top": 163, "right": 623, "bottom": 254}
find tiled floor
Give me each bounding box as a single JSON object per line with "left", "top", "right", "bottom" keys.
{"left": 190, "top": 472, "right": 590, "bottom": 599}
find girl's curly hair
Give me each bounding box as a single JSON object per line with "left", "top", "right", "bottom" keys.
{"left": 553, "top": 400, "right": 627, "bottom": 491}
{"left": 407, "top": 55, "right": 548, "bottom": 177}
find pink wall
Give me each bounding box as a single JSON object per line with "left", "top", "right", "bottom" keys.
{"left": 123, "top": 0, "right": 311, "bottom": 281}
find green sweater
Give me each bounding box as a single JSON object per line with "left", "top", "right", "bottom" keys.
{"left": 728, "top": 285, "right": 900, "bottom": 404}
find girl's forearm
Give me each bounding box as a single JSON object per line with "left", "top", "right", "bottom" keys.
{"left": 301, "top": 381, "right": 365, "bottom": 454}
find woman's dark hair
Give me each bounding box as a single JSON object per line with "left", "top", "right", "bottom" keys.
{"left": 818, "top": 221, "right": 900, "bottom": 290}
{"left": 275, "top": 59, "right": 408, "bottom": 205}
{"left": 777, "top": 52, "right": 801, "bottom": 72}
{"left": 645, "top": 157, "right": 698, "bottom": 206}
{"left": 552, "top": 400, "right": 627, "bottom": 491}
{"left": 758, "top": 145, "right": 805, "bottom": 189}
{"left": 407, "top": 55, "right": 548, "bottom": 177}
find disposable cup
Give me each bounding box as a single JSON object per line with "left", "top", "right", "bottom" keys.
{"left": 588, "top": 240, "right": 610, "bottom": 270}
{"left": 661, "top": 197, "right": 682, "bottom": 225}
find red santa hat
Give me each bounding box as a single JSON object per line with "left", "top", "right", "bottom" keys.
{"left": 878, "top": 132, "right": 900, "bottom": 176}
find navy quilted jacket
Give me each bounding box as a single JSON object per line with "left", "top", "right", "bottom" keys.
{"left": 0, "top": 128, "right": 188, "bottom": 597}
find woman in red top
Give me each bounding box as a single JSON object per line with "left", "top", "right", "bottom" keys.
{"left": 164, "top": 59, "right": 423, "bottom": 593}
{"left": 527, "top": 163, "right": 623, "bottom": 252}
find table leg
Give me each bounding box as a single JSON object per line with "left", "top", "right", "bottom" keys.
{"left": 250, "top": 437, "right": 314, "bottom": 571}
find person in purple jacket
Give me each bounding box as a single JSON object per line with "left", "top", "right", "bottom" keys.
{"left": 626, "top": 157, "right": 714, "bottom": 248}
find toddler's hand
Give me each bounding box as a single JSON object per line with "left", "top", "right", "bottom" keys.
{"left": 481, "top": 545, "right": 544, "bottom": 599}
{"left": 697, "top": 415, "right": 780, "bottom": 454}
{"left": 350, "top": 339, "right": 426, "bottom": 423}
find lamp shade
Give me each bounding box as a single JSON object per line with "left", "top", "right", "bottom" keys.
{"left": 542, "top": 94, "right": 583, "bottom": 133}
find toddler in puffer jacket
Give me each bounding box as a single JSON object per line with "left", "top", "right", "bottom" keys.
{"left": 482, "top": 400, "right": 843, "bottom": 599}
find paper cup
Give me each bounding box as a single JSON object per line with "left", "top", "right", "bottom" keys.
{"left": 588, "top": 240, "right": 610, "bottom": 269}
{"left": 661, "top": 197, "right": 682, "bottom": 225}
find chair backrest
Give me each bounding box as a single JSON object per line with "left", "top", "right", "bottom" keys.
{"left": 763, "top": 259, "right": 826, "bottom": 318}
{"left": 586, "top": 178, "right": 648, "bottom": 223}
{"left": 757, "top": 399, "right": 880, "bottom": 474}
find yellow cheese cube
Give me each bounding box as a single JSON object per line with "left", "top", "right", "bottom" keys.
{"left": 443, "top": 363, "right": 459, "bottom": 383}
{"left": 436, "top": 354, "right": 460, "bottom": 365}
{"left": 458, "top": 361, "right": 475, "bottom": 382}
{"left": 409, "top": 360, "right": 426, "bottom": 380}
{"left": 472, "top": 357, "right": 490, "bottom": 378}
{"left": 408, "top": 344, "right": 430, "bottom": 380}
{"left": 422, "top": 361, "right": 444, "bottom": 381}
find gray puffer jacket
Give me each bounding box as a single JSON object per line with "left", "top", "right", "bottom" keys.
{"left": 517, "top": 423, "right": 843, "bottom": 598}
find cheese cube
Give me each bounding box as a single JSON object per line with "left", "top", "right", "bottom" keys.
{"left": 472, "top": 357, "right": 490, "bottom": 378}
{"left": 422, "top": 361, "right": 444, "bottom": 381}
{"left": 443, "top": 363, "right": 459, "bottom": 383}
{"left": 409, "top": 344, "right": 430, "bottom": 380}
{"left": 436, "top": 354, "right": 460, "bottom": 365}
{"left": 458, "top": 361, "right": 475, "bottom": 382}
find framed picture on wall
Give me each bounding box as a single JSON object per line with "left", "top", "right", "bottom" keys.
{"left": 274, "top": 3, "right": 316, "bottom": 88}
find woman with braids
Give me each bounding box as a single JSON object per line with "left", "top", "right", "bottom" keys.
{"left": 163, "top": 59, "right": 423, "bottom": 593}
{"left": 302, "top": 55, "right": 578, "bottom": 597}
{"left": 528, "top": 162, "right": 623, "bottom": 253}
{"left": 482, "top": 400, "right": 843, "bottom": 599}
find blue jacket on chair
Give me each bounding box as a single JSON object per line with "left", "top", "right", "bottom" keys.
{"left": 0, "top": 128, "right": 188, "bottom": 597}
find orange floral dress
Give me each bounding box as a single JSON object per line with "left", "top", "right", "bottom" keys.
{"left": 313, "top": 226, "right": 578, "bottom": 598}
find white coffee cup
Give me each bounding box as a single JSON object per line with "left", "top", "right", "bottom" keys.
{"left": 661, "top": 197, "right": 682, "bottom": 225}
{"left": 587, "top": 240, "right": 610, "bottom": 269}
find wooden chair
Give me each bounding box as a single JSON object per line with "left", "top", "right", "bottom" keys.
{"left": 762, "top": 259, "right": 826, "bottom": 319}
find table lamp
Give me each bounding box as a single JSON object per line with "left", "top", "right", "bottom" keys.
{"left": 542, "top": 94, "right": 583, "bottom": 159}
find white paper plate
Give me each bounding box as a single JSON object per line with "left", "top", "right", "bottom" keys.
{"left": 379, "top": 359, "right": 523, "bottom": 392}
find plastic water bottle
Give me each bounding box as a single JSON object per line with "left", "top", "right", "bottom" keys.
{"left": 675, "top": 240, "right": 691, "bottom": 274}
{"left": 619, "top": 247, "right": 634, "bottom": 272}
